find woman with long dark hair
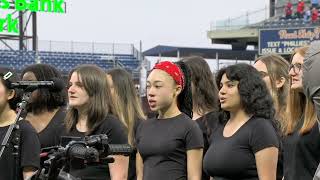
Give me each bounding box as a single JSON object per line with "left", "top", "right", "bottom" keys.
{"left": 203, "top": 63, "right": 280, "bottom": 180}
{"left": 136, "top": 61, "right": 203, "bottom": 180}
{"left": 106, "top": 68, "right": 146, "bottom": 180}
{"left": 64, "top": 65, "right": 129, "bottom": 180}
{"left": 180, "top": 57, "right": 219, "bottom": 119}
{"left": 180, "top": 56, "right": 219, "bottom": 180}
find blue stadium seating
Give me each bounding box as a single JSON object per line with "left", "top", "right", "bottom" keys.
{"left": 0, "top": 50, "right": 140, "bottom": 77}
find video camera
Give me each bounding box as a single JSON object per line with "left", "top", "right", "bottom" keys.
{"left": 34, "top": 134, "right": 132, "bottom": 180}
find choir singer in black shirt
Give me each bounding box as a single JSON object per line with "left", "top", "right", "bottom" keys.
{"left": 203, "top": 63, "right": 280, "bottom": 180}
{"left": 64, "top": 65, "right": 128, "bottom": 180}
{"left": 0, "top": 67, "right": 40, "bottom": 180}
{"left": 21, "top": 64, "right": 67, "bottom": 148}
{"left": 136, "top": 61, "right": 204, "bottom": 180}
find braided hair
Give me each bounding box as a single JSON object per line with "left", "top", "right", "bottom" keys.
{"left": 175, "top": 61, "right": 193, "bottom": 118}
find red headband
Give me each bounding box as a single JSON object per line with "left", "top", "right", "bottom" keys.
{"left": 153, "top": 61, "right": 185, "bottom": 89}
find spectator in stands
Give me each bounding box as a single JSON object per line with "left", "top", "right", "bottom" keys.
{"left": 312, "top": 0, "right": 319, "bottom": 8}
{"left": 0, "top": 67, "right": 40, "bottom": 180}
{"left": 180, "top": 56, "right": 220, "bottom": 180}
{"left": 203, "top": 63, "right": 280, "bottom": 180}
{"left": 285, "top": 1, "right": 293, "bottom": 19}
{"left": 283, "top": 46, "right": 320, "bottom": 180}
{"left": 297, "top": 0, "right": 305, "bottom": 18}
{"left": 136, "top": 61, "right": 203, "bottom": 180}
{"left": 106, "top": 68, "right": 146, "bottom": 180}
{"left": 311, "top": 7, "right": 319, "bottom": 23}
{"left": 304, "top": 6, "right": 311, "bottom": 22}
{"left": 21, "top": 64, "right": 67, "bottom": 148}
{"left": 64, "top": 65, "right": 129, "bottom": 180}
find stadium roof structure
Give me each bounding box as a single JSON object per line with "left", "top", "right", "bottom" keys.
{"left": 143, "top": 45, "right": 258, "bottom": 60}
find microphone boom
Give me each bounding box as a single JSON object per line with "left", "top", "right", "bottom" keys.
{"left": 10, "top": 78, "right": 64, "bottom": 92}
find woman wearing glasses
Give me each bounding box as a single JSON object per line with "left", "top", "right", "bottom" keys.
{"left": 283, "top": 46, "right": 320, "bottom": 180}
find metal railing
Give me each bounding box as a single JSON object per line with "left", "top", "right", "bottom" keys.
{"left": 210, "top": 7, "right": 270, "bottom": 31}
{"left": 209, "top": 1, "right": 309, "bottom": 31}
{"left": 0, "top": 39, "right": 141, "bottom": 57}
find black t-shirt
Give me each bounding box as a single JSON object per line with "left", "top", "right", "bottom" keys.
{"left": 128, "top": 118, "right": 142, "bottom": 180}
{"left": 203, "top": 116, "right": 279, "bottom": 180}
{"left": 38, "top": 107, "right": 66, "bottom": 148}
{"left": 136, "top": 113, "right": 204, "bottom": 180}
{"left": 0, "top": 120, "right": 41, "bottom": 180}
{"left": 277, "top": 138, "right": 284, "bottom": 180}
{"left": 64, "top": 114, "right": 128, "bottom": 180}
{"left": 195, "top": 111, "right": 219, "bottom": 180}
{"left": 283, "top": 122, "right": 320, "bottom": 180}
{"left": 195, "top": 111, "right": 220, "bottom": 153}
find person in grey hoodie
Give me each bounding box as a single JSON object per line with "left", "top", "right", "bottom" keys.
{"left": 302, "top": 40, "right": 320, "bottom": 179}
{"left": 303, "top": 41, "right": 320, "bottom": 119}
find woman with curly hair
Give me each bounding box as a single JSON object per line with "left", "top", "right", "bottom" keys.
{"left": 21, "top": 64, "right": 67, "bottom": 148}
{"left": 203, "top": 63, "right": 280, "bottom": 180}
{"left": 136, "top": 61, "right": 204, "bottom": 180}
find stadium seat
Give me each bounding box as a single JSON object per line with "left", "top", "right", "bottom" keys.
{"left": 0, "top": 50, "right": 140, "bottom": 73}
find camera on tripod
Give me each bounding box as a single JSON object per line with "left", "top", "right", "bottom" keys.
{"left": 35, "top": 134, "right": 133, "bottom": 180}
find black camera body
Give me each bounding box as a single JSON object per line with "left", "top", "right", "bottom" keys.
{"left": 35, "top": 134, "right": 132, "bottom": 180}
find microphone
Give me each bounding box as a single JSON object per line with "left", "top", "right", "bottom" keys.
{"left": 10, "top": 78, "right": 65, "bottom": 92}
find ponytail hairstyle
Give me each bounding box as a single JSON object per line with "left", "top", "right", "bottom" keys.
{"left": 152, "top": 61, "right": 193, "bottom": 118}
{"left": 175, "top": 61, "right": 193, "bottom": 118}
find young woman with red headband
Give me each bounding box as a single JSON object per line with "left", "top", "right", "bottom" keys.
{"left": 135, "top": 61, "right": 204, "bottom": 180}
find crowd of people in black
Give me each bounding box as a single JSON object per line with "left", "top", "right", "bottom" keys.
{"left": 1, "top": 41, "right": 320, "bottom": 180}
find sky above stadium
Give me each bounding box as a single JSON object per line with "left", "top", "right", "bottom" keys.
{"left": 37, "top": 0, "right": 269, "bottom": 51}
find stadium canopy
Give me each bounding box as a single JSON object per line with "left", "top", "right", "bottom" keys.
{"left": 143, "top": 45, "right": 258, "bottom": 60}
